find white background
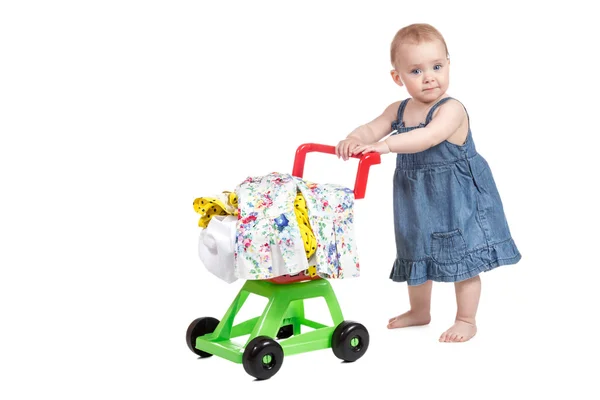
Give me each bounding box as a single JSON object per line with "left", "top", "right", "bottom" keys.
{"left": 1, "top": 1, "right": 599, "bottom": 398}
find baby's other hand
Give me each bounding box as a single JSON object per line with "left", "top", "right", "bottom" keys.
{"left": 335, "top": 137, "right": 363, "bottom": 161}
{"left": 354, "top": 141, "right": 390, "bottom": 155}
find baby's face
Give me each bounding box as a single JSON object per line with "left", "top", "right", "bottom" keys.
{"left": 393, "top": 40, "right": 450, "bottom": 103}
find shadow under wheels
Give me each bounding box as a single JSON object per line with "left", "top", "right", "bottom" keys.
{"left": 242, "top": 336, "right": 284, "bottom": 380}
{"left": 186, "top": 317, "right": 220, "bottom": 358}
{"left": 331, "top": 321, "right": 369, "bottom": 362}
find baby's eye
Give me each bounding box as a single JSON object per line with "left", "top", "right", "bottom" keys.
{"left": 433, "top": 64, "right": 442, "bottom": 71}
{"left": 411, "top": 69, "right": 422, "bottom": 75}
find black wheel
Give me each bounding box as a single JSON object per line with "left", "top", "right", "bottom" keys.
{"left": 186, "top": 317, "right": 219, "bottom": 358}
{"left": 276, "top": 324, "right": 294, "bottom": 339}
{"left": 331, "top": 321, "right": 369, "bottom": 362}
{"left": 242, "top": 336, "right": 284, "bottom": 380}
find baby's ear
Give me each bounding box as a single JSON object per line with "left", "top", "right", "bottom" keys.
{"left": 390, "top": 70, "right": 404, "bottom": 87}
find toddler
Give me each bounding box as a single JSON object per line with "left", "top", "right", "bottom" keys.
{"left": 335, "top": 23, "right": 521, "bottom": 342}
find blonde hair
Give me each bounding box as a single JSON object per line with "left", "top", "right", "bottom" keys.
{"left": 390, "top": 23, "right": 449, "bottom": 67}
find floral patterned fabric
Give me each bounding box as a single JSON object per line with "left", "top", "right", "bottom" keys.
{"left": 234, "top": 172, "right": 359, "bottom": 280}
{"left": 235, "top": 173, "right": 309, "bottom": 280}
{"left": 295, "top": 179, "right": 359, "bottom": 279}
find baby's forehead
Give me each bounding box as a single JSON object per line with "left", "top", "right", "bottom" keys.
{"left": 395, "top": 40, "right": 446, "bottom": 64}
{"left": 397, "top": 39, "right": 445, "bottom": 54}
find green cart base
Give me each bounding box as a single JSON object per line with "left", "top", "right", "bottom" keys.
{"left": 186, "top": 278, "right": 369, "bottom": 380}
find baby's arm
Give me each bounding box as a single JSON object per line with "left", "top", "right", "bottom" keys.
{"left": 386, "top": 100, "right": 464, "bottom": 153}
{"left": 358, "top": 99, "right": 465, "bottom": 155}
{"left": 336, "top": 101, "right": 400, "bottom": 160}
{"left": 351, "top": 101, "right": 401, "bottom": 143}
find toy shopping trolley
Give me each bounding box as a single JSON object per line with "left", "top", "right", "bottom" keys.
{"left": 186, "top": 143, "right": 380, "bottom": 380}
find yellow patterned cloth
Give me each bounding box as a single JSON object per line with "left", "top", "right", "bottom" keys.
{"left": 193, "top": 191, "right": 316, "bottom": 259}
{"left": 292, "top": 192, "right": 316, "bottom": 259}
{"left": 193, "top": 191, "right": 238, "bottom": 228}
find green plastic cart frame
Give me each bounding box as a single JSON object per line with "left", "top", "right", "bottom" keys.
{"left": 186, "top": 143, "right": 381, "bottom": 380}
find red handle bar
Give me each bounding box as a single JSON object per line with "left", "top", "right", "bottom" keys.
{"left": 291, "top": 143, "right": 381, "bottom": 200}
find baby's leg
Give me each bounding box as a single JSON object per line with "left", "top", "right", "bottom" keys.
{"left": 387, "top": 280, "right": 432, "bottom": 329}
{"left": 439, "top": 275, "right": 480, "bottom": 342}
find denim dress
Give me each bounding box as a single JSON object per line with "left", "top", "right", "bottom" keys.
{"left": 389, "top": 97, "right": 521, "bottom": 286}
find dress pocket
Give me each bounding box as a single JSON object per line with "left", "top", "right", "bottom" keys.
{"left": 430, "top": 229, "right": 467, "bottom": 264}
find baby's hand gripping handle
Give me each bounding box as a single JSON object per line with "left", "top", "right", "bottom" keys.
{"left": 292, "top": 143, "right": 381, "bottom": 200}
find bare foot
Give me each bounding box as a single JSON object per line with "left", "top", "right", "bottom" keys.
{"left": 439, "top": 320, "right": 477, "bottom": 342}
{"left": 387, "top": 310, "right": 431, "bottom": 329}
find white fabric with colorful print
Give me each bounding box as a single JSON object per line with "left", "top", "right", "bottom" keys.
{"left": 295, "top": 178, "right": 360, "bottom": 279}
{"left": 234, "top": 172, "right": 360, "bottom": 280}
{"left": 234, "top": 173, "right": 310, "bottom": 280}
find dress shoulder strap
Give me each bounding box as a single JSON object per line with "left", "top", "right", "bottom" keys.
{"left": 424, "top": 97, "right": 455, "bottom": 125}
{"left": 395, "top": 98, "right": 410, "bottom": 125}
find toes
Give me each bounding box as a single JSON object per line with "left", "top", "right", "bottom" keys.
{"left": 451, "top": 333, "right": 464, "bottom": 342}
{"left": 440, "top": 321, "right": 477, "bottom": 343}
{"left": 441, "top": 332, "right": 451, "bottom": 342}
{"left": 440, "top": 330, "right": 462, "bottom": 342}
